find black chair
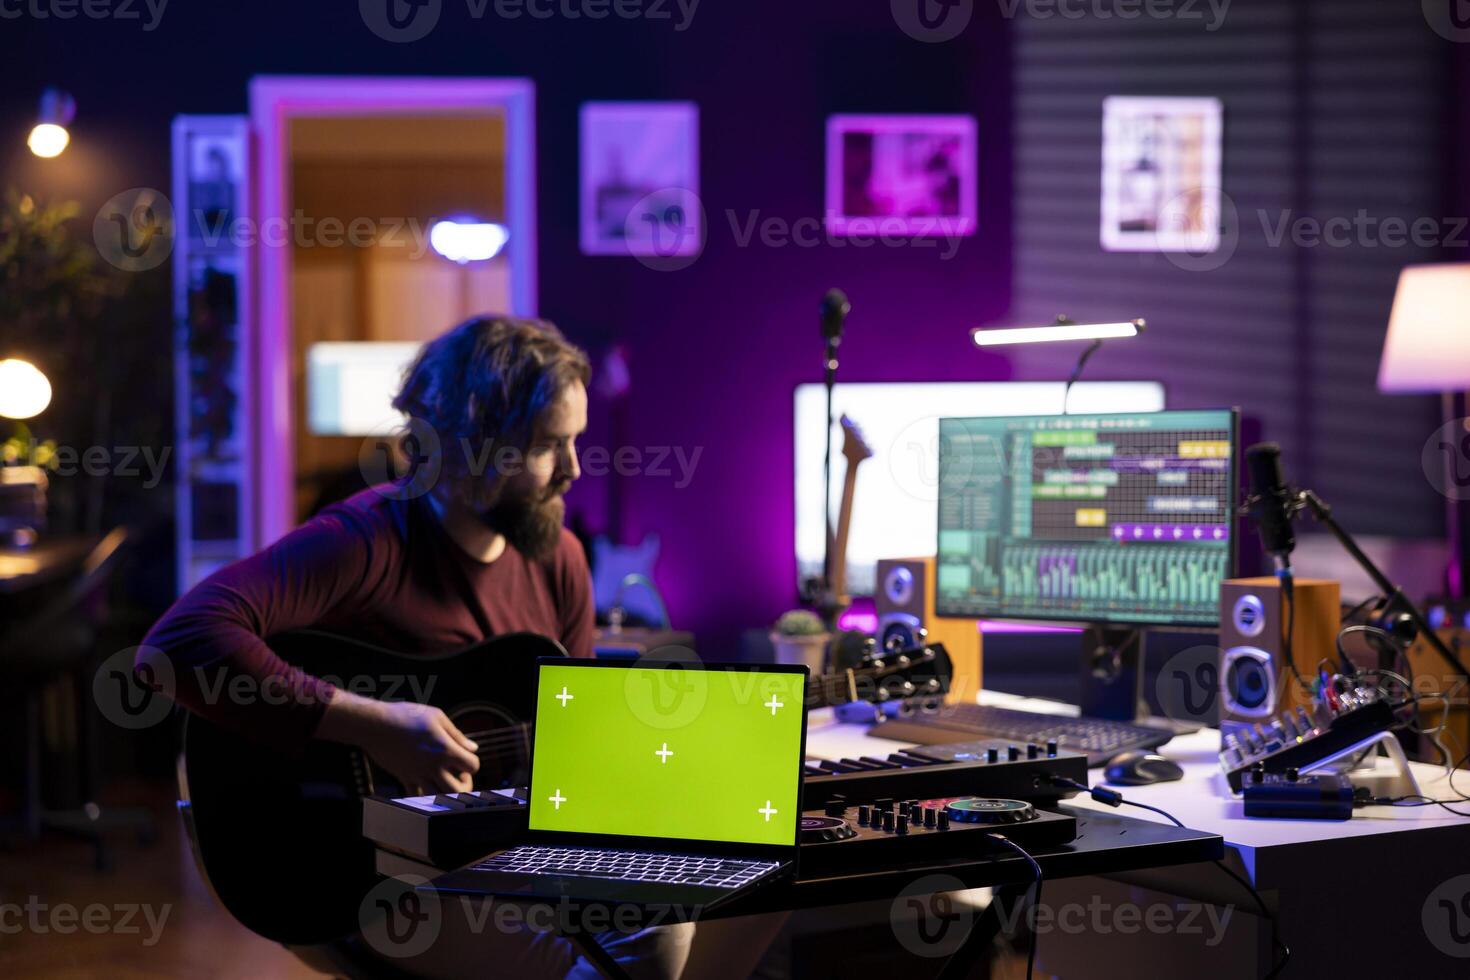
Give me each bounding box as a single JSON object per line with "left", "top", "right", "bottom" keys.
{"left": 2, "top": 527, "right": 156, "bottom": 869}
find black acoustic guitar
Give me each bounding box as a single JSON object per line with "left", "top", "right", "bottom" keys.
{"left": 177, "top": 631, "right": 951, "bottom": 946}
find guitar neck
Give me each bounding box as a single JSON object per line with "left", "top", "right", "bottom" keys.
{"left": 807, "top": 669, "right": 857, "bottom": 711}
{"left": 828, "top": 461, "right": 862, "bottom": 604}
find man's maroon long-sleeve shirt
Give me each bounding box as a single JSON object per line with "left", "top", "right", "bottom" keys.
{"left": 141, "top": 487, "right": 595, "bottom": 750}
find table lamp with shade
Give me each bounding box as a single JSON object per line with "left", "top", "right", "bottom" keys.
{"left": 0, "top": 358, "right": 54, "bottom": 546}
{"left": 1377, "top": 263, "right": 1470, "bottom": 600}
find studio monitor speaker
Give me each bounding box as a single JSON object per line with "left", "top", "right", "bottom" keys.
{"left": 1218, "top": 577, "right": 1339, "bottom": 727}
{"left": 874, "top": 556, "right": 982, "bottom": 704}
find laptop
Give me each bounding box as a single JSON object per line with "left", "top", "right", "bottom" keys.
{"left": 427, "top": 656, "right": 808, "bottom": 911}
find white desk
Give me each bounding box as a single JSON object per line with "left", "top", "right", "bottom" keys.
{"left": 804, "top": 692, "right": 1470, "bottom": 976}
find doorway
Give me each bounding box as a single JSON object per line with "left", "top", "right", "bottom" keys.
{"left": 250, "top": 76, "right": 536, "bottom": 541}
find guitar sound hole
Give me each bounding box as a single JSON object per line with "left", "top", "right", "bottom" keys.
{"left": 450, "top": 704, "right": 530, "bottom": 790}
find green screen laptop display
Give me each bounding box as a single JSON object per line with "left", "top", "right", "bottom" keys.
{"left": 529, "top": 663, "right": 806, "bottom": 846}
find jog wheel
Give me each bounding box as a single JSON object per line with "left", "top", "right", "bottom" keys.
{"left": 800, "top": 815, "right": 858, "bottom": 843}
{"left": 943, "top": 798, "right": 1037, "bottom": 825}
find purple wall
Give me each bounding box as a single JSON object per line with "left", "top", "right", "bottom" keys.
{"left": 9, "top": 3, "right": 1454, "bottom": 650}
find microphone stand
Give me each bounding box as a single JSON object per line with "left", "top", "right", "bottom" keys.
{"left": 818, "top": 333, "right": 840, "bottom": 630}
{"left": 1289, "top": 487, "right": 1470, "bottom": 682}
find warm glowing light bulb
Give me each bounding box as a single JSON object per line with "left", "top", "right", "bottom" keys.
{"left": 28, "top": 123, "right": 69, "bottom": 158}
{"left": 0, "top": 359, "right": 53, "bottom": 418}
{"left": 430, "top": 220, "right": 509, "bottom": 263}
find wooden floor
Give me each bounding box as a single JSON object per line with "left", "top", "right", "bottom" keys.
{"left": 0, "top": 780, "right": 320, "bottom": 980}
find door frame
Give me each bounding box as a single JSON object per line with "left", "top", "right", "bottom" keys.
{"left": 248, "top": 75, "right": 537, "bottom": 546}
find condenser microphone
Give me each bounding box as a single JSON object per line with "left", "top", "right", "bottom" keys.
{"left": 1244, "top": 442, "right": 1298, "bottom": 571}
{"left": 821, "top": 288, "right": 851, "bottom": 344}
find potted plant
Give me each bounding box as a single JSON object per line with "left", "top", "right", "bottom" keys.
{"left": 0, "top": 421, "right": 57, "bottom": 544}
{"left": 770, "top": 609, "right": 830, "bottom": 672}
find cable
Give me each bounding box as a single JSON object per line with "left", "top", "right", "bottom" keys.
{"left": 983, "top": 833, "right": 1043, "bottom": 980}
{"left": 1280, "top": 573, "right": 1310, "bottom": 695}
{"left": 1048, "top": 776, "right": 1291, "bottom": 978}
{"left": 1354, "top": 792, "right": 1470, "bottom": 819}
{"left": 1340, "top": 593, "right": 1382, "bottom": 625}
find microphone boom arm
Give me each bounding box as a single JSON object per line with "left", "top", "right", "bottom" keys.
{"left": 1280, "top": 487, "right": 1470, "bottom": 682}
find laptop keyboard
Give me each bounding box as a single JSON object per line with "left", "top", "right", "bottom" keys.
{"left": 474, "top": 845, "right": 780, "bottom": 889}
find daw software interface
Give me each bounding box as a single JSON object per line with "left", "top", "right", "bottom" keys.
{"left": 935, "top": 410, "right": 1237, "bottom": 626}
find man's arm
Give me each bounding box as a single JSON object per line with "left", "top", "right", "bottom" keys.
{"left": 141, "top": 512, "right": 377, "bottom": 748}
{"left": 142, "top": 508, "right": 478, "bottom": 791}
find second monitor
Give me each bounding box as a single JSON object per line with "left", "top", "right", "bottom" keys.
{"left": 935, "top": 410, "right": 1238, "bottom": 627}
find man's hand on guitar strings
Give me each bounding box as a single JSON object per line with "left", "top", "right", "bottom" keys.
{"left": 317, "top": 692, "right": 481, "bottom": 794}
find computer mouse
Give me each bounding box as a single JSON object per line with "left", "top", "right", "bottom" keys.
{"left": 1104, "top": 751, "right": 1184, "bottom": 786}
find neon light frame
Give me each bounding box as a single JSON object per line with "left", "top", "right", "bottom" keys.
{"left": 249, "top": 76, "right": 537, "bottom": 546}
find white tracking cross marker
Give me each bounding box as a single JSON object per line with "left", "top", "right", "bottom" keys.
{"left": 549, "top": 790, "right": 566, "bottom": 810}
{"left": 556, "top": 686, "right": 574, "bottom": 707}
{"left": 758, "top": 801, "right": 777, "bottom": 822}
{"left": 764, "top": 695, "right": 784, "bottom": 716}
{"left": 656, "top": 742, "right": 674, "bottom": 764}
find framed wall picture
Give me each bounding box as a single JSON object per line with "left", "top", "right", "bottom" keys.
{"left": 824, "top": 114, "right": 977, "bottom": 237}
{"left": 579, "top": 101, "right": 701, "bottom": 258}
{"left": 1100, "top": 96, "right": 1224, "bottom": 252}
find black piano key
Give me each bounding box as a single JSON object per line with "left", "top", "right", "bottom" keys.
{"left": 469, "top": 791, "right": 517, "bottom": 807}
{"left": 451, "top": 793, "right": 493, "bottom": 808}
{"left": 433, "top": 794, "right": 469, "bottom": 810}
{"left": 818, "top": 759, "right": 858, "bottom": 773}
{"left": 858, "top": 756, "right": 901, "bottom": 769}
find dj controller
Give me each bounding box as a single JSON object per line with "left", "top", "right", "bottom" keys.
{"left": 797, "top": 795, "right": 1077, "bottom": 875}
{"left": 364, "top": 741, "right": 1088, "bottom": 871}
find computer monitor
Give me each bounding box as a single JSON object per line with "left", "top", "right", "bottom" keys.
{"left": 306, "top": 341, "right": 422, "bottom": 436}
{"left": 793, "top": 381, "right": 1167, "bottom": 597}
{"left": 934, "top": 409, "right": 1237, "bottom": 627}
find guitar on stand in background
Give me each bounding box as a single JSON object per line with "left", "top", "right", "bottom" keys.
{"left": 805, "top": 415, "right": 874, "bottom": 687}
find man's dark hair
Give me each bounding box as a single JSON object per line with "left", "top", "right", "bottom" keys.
{"left": 392, "top": 316, "right": 590, "bottom": 488}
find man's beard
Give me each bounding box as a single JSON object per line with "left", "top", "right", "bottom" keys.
{"left": 478, "top": 483, "right": 568, "bottom": 561}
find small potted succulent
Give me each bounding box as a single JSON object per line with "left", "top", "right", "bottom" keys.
{"left": 770, "top": 609, "right": 830, "bottom": 672}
